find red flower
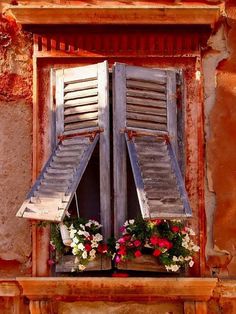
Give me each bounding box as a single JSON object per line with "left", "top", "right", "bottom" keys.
{"left": 97, "top": 243, "right": 108, "bottom": 254}
{"left": 158, "top": 239, "right": 172, "bottom": 249}
{"left": 123, "top": 234, "right": 131, "bottom": 241}
{"left": 85, "top": 243, "right": 92, "bottom": 252}
{"left": 134, "top": 250, "right": 142, "bottom": 258}
{"left": 171, "top": 226, "right": 179, "bottom": 233}
{"left": 150, "top": 235, "right": 159, "bottom": 245}
{"left": 118, "top": 245, "right": 126, "bottom": 256}
{"left": 115, "top": 255, "right": 121, "bottom": 264}
{"left": 152, "top": 219, "right": 161, "bottom": 225}
{"left": 133, "top": 239, "right": 141, "bottom": 247}
{"left": 47, "top": 259, "right": 55, "bottom": 266}
{"left": 153, "top": 249, "right": 161, "bottom": 257}
{"left": 119, "top": 226, "right": 126, "bottom": 233}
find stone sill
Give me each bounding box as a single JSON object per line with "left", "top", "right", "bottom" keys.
{"left": 6, "top": 4, "right": 221, "bottom": 26}
{"left": 1, "top": 277, "right": 236, "bottom": 301}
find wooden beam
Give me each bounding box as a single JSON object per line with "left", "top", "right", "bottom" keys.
{"left": 7, "top": 5, "right": 221, "bottom": 26}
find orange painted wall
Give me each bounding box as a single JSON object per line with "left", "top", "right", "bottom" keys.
{"left": 209, "top": 0, "right": 236, "bottom": 276}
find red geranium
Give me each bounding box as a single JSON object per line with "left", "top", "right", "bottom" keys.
{"left": 150, "top": 235, "right": 159, "bottom": 245}
{"left": 171, "top": 226, "right": 179, "bottom": 233}
{"left": 97, "top": 243, "right": 108, "bottom": 254}
{"left": 118, "top": 245, "right": 126, "bottom": 256}
{"left": 85, "top": 243, "right": 92, "bottom": 252}
{"left": 133, "top": 239, "right": 142, "bottom": 247}
{"left": 134, "top": 250, "right": 142, "bottom": 257}
{"left": 153, "top": 249, "right": 161, "bottom": 257}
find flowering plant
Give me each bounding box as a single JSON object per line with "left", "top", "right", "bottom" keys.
{"left": 114, "top": 218, "right": 199, "bottom": 272}
{"left": 50, "top": 217, "right": 109, "bottom": 271}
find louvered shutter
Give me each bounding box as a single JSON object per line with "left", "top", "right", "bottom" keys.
{"left": 17, "top": 61, "right": 110, "bottom": 224}
{"left": 113, "top": 63, "right": 191, "bottom": 225}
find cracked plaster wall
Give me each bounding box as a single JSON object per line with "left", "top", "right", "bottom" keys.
{"left": 0, "top": 16, "right": 32, "bottom": 275}
{"left": 204, "top": 0, "right": 236, "bottom": 276}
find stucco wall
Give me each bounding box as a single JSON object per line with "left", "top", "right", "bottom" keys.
{"left": 0, "top": 16, "right": 32, "bottom": 275}
{"left": 204, "top": 0, "right": 236, "bottom": 277}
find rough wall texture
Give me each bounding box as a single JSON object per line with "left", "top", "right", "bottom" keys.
{"left": 57, "top": 301, "right": 183, "bottom": 314}
{"left": 0, "top": 16, "right": 32, "bottom": 275}
{"left": 205, "top": 0, "right": 236, "bottom": 277}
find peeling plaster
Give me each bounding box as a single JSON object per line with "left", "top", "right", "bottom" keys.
{"left": 202, "top": 24, "right": 229, "bottom": 258}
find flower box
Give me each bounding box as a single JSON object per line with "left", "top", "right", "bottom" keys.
{"left": 55, "top": 254, "right": 111, "bottom": 273}
{"left": 117, "top": 254, "right": 166, "bottom": 272}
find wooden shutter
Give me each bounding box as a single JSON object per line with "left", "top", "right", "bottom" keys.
{"left": 113, "top": 63, "right": 191, "bottom": 229}
{"left": 17, "top": 61, "right": 110, "bottom": 226}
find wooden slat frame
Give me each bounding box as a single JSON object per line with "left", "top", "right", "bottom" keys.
{"left": 166, "top": 70, "right": 178, "bottom": 153}
{"left": 167, "top": 140, "right": 192, "bottom": 217}
{"left": 113, "top": 63, "right": 127, "bottom": 237}
{"left": 98, "top": 61, "right": 111, "bottom": 241}
{"left": 125, "top": 133, "right": 150, "bottom": 219}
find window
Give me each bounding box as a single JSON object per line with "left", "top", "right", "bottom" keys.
{"left": 17, "top": 61, "right": 191, "bottom": 270}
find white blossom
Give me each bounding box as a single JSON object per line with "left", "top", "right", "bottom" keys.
{"left": 72, "top": 237, "right": 79, "bottom": 244}
{"left": 78, "top": 264, "right": 86, "bottom": 271}
{"left": 94, "top": 233, "right": 103, "bottom": 242}
{"left": 82, "top": 251, "right": 88, "bottom": 259}
{"left": 165, "top": 264, "right": 180, "bottom": 272}
{"left": 129, "top": 219, "right": 135, "bottom": 225}
{"left": 77, "top": 243, "right": 85, "bottom": 250}
{"left": 189, "top": 260, "right": 194, "bottom": 267}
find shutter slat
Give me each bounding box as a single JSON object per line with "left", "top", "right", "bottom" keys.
{"left": 127, "top": 104, "right": 166, "bottom": 116}
{"left": 127, "top": 96, "right": 166, "bottom": 108}
{"left": 127, "top": 112, "right": 167, "bottom": 124}
{"left": 63, "top": 64, "right": 98, "bottom": 84}
{"left": 127, "top": 120, "right": 167, "bottom": 132}
{"left": 64, "top": 104, "right": 98, "bottom": 116}
{"left": 125, "top": 134, "right": 192, "bottom": 219}
{"left": 64, "top": 120, "right": 98, "bottom": 131}
{"left": 126, "top": 65, "right": 167, "bottom": 84}
{"left": 127, "top": 89, "right": 166, "bottom": 100}
{"left": 64, "top": 96, "right": 98, "bottom": 107}
{"left": 64, "top": 80, "right": 98, "bottom": 92}
{"left": 64, "top": 112, "right": 98, "bottom": 124}
{"left": 64, "top": 88, "right": 98, "bottom": 100}
{"left": 127, "top": 80, "right": 166, "bottom": 92}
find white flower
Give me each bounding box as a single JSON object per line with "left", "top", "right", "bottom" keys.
{"left": 185, "top": 256, "right": 192, "bottom": 261}
{"left": 94, "top": 233, "right": 103, "bottom": 242}
{"left": 82, "top": 251, "right": 88, "bottom": 259}
{"left": 173, "top": 256, "right": 178, "bottom": 262}
{"left": 189, "top": 260, "right": 194, "bottom": 267}
{"left": 72, "top": 247, "right": 79, "bottom": 255}
{"left": 115, "top": 243, "right": 120, "bottom": 250}
{"left": 71, "top": 268, "right": 76, "bottom": 272}
{"left": 79, "top": 224, "right": 85, "bottom": 230}
{"left": 185, "top": 227, "right": 196, "bottom": 236}
{"left": 91, "top": 241, "right": 99, "bottom": 248}
{"left": 124, "top": 220, "right": 129, "bottom": 227}
{"left": 165, "top": 264, "right": 180, "bottom": 272}
{"left": 89, "top": 249, "right": 96, "bottom": 260}
{"left": 69, "top": 229, "right": 77, "bottom": 238}
{"left": 90, "top": 249, "right": 96, "bottom": 257}
{"left": 77, "top": 243, "right": 85, "bottom": 250}
{"left": 74, "top": 257, "right": 80, "bottom": 264}
{"left": 192, "top": 245, "right": 200, "bottom": 252}
{"left": 78, "top": 264, "right": 86, "bottom": 271}
{"left": 72, "top": 237, "right": 79, "bottom": 244}
{"left": 85, "top": 222, "right": 92, "bottom": 228}
{"left": 129, "top": 219, "right": 135, "bottom": 225}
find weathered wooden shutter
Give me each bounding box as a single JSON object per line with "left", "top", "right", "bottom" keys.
{"left": 113, "top": 63, "right": 191, "bottom": 231}
{"left": 17, "top": 62, "right": 110, "bottom": 227}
